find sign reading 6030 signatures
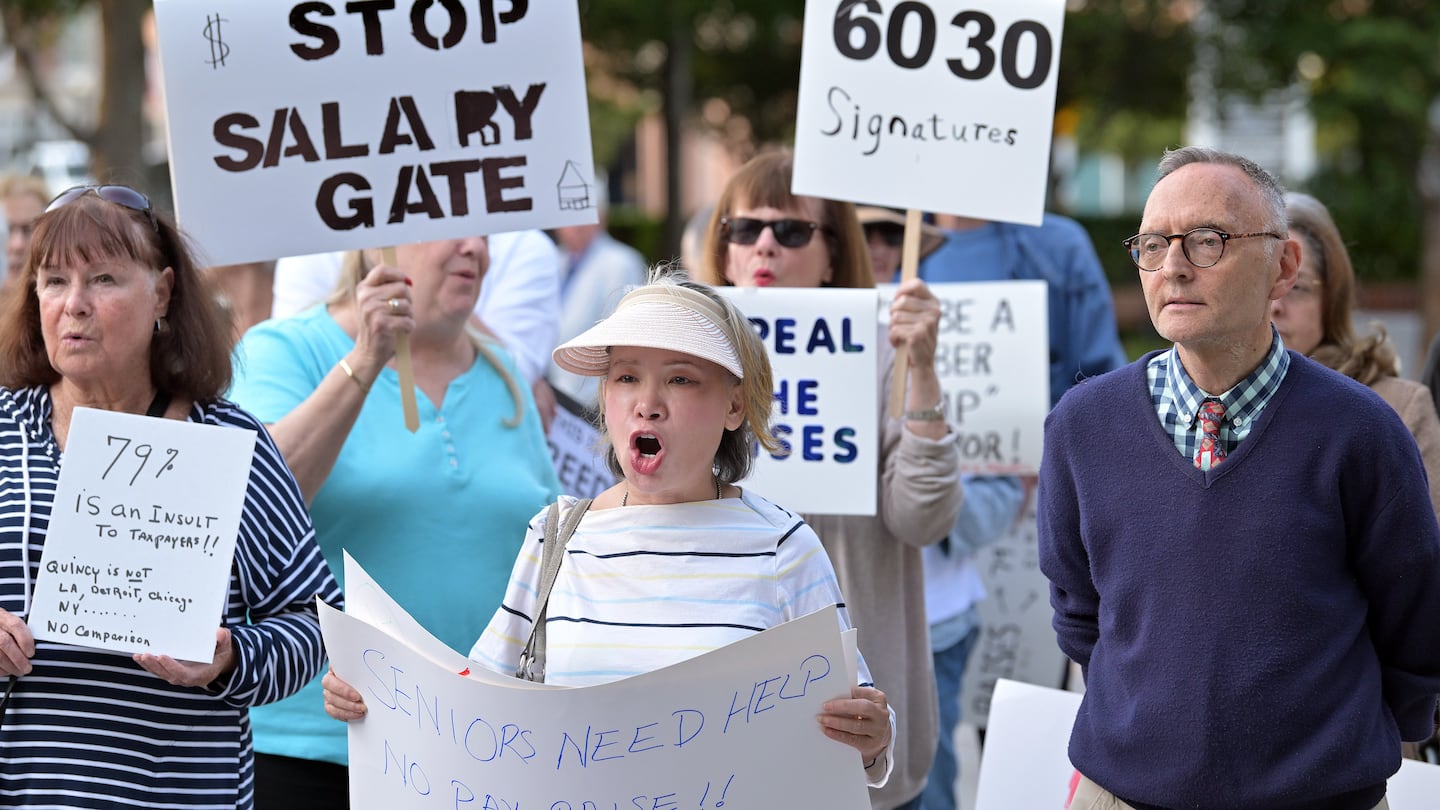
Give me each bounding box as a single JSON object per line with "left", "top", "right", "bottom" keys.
{"left": 28, "top": 408, "right": 257, "bottom": 662}
{"left": 793, "top": 0, "right": 1066, "bottom": 226}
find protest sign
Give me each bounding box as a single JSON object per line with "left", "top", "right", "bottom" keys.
{"left": 976, "top": 679, "right": 1440, "bottom": 810}
{"left": 793, "top": 0, "right": 1066, "bottom": 226}
{"left": 320, "top": 589, "right": 870, "bottom": 808}
{"left": 546, "top": 390, "right": 614, "bottom": 501}
{"left": 881, "top": 280, "right": 1047, "bottom": 473}
{"left": 29, "top": 408, "right": 256, "bottom": 662}
{"left": 153, "top": 0, "right": 596, "bottom": 266}
{"left": 341, "top": 551, "right": 549, "bottom": 689}
{"left": 957, "top": 497, "right": 1068, "bottom": 728}
{"left": 718, "top": 287, "right": 878, "bottom": 515}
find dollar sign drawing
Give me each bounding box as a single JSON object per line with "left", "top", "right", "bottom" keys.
{"left": 202, "top": 14, "right": 229, "bottom": 69}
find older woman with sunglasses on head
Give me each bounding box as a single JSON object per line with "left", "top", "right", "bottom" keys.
{"left": 0, "top": 184, "right": 342, "bottom": 809}
{"left": 697, "top": 150, "right": 963, "bottom": 810}
{"left": 229, "top": 237, "right": 561, "bottom": 808}
{"left": 1268, "top": 192, "right": 1440, "bottom": 520}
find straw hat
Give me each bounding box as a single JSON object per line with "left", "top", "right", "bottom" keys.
{"left": 855, "top": 206, "right": 947, "bottom": 259}
{"left": 552, "top": 283, "right": 744, "bottom": 379}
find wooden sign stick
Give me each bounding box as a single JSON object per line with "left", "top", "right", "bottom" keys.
{"left": 381, "top": 246, "right": 421, "bottom": 433}
{"left": 888, "top": 208, "right": 925, "bottom": 419}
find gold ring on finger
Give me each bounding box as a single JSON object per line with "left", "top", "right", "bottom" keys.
{"left": 388, "top": 297, "right": 401, "bottom": 314}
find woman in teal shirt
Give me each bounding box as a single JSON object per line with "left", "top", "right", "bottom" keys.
{"left": 228, "top": 237, "right": 561, "bottom": 808}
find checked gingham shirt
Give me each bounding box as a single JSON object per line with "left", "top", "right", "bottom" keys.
{"left": 1146, "top": 327, "right": 1290, "bottom": 465}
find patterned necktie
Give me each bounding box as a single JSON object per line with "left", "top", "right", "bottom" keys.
{"left": 1195, "top": 399, "right": 1227, "bottom": 471}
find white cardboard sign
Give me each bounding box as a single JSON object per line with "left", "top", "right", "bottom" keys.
{"left": 793, "top": 0, "right": 1067, "bottom": 225}
{"left": 977, "top": 679, "right": 1440, "bottom": 810}
{"left": 546, "top": 391, "right": 615, "bottom": 501}
{"left": 29, "top": 408, "right": 256, "bottom": 662}
{"left": 880, "top": 280, "right": 1048, "bottom": 473}
{"left": 153, "top": 0, "right": 597, "bottom": 265}
{"left": 718, "top": 287, "right": 878, "bottom": 516}
{"left": 958, "top": 497, "right": 1068, "bottom": 728}
{"left": 320, "top": 580, "right": 870, "bottom": 809}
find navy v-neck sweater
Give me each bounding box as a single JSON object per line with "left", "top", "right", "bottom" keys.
{"left": 1038, "top": 351, "right": 1440, "bottom": 809}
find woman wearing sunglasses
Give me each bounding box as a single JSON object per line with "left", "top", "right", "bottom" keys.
{"left": 0, "top": 184, "right": 342, "bottom": 809}
{"left": 697, "top": 150, "right": 963, "bottom": 810}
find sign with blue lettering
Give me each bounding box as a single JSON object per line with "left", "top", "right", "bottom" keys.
{"left": 718, "top": 288, "right": 878, "bottom": 516}
{"left": 320, "top": 560, "right": 871, "bottom": 809}
{"left": 792, "top": 0, "right": 1066, "bottom": 225}
{"left": 153, "top": 0, "right": 596, "bottom": 265}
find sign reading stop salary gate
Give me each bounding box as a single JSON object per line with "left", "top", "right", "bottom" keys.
{"left": 793, "top": 0, "right": 1066, "bottom": 225}
{"left": 153, "top": 0, "right": 596, "bottom": 265}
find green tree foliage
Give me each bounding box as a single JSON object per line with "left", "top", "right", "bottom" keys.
{"left": 2, "top": 0, "right": 151, "bottom": 192}
{"left": 579, "top": 0, "right": 806, "bottom": 253}
{"left": 1203, "top": 0, "right": 1440, "bottom": 281}
{"left": 1056, "top": 1, "right": 1192, "bottom": 162}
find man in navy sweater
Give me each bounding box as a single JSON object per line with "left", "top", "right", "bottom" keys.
{"left": 1038, "top": 145, "right": 1440, "bottom": 810}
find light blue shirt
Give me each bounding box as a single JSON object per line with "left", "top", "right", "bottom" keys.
{"left": 230, "top": 305, "right": 561, "bottom": 765}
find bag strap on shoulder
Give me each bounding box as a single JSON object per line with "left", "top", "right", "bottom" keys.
{"left": 515, "top": 497, "right": 592, "bottom": 682}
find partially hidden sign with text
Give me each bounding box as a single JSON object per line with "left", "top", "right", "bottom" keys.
{"left": 153, "top": 0, "right": 596, "bottom": 265}
{"left": 718, "top": 287, "right": 878, "bottom": 515}
{"left": 320, "top": 561, "right": 871, "bottom": 810}
{"left": 975, "top": 680, "right": 1440, "bottom": 810}
{"left": 546, "top": 390, "right": 614, "bottom": 501}
{"left": 793, "top": 0, "right": 1066, "bottom": 225}
{"left": 880, "top": 280, "right": 1047, "bottom": 473}
{"left": 29, "top": 408, "right": 256, "bottom": 662}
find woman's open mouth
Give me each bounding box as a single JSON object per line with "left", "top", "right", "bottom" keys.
{"left": 630, "top": 432, "right": 663, "bottom": 474}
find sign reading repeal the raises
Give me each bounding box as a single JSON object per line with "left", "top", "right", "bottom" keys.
{"left": 718, "top": 287, "right": 879, "bottom": 516}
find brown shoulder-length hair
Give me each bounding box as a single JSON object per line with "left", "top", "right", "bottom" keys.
{"left": 695, "top": 149, "right": 875, "bottom": 289}
{"left": 0, "top": 191, "right": 233, "bottom": 402}
{"left": 1285, "top": 191, "right": 1397, "bottom": 385}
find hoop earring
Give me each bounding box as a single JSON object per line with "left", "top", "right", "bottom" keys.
{"left": 154, "top": 316, "right": 170, "bottom": 335}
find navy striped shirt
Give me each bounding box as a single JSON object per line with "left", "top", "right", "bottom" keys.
{"left": 0, "top": 386, "right": 342, "bottom": 809}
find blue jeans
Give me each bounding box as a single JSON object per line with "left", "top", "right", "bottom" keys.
{"left": 918, "top": 625, "right": 981, "bottom": 810}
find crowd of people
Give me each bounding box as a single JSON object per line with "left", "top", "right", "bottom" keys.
{"left": 0, "top": 138, "right": 1435, "bottom": 810}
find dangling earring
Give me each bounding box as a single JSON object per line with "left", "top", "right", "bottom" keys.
{"left": 154, "top": 316, "right": 170, "bottom": 336}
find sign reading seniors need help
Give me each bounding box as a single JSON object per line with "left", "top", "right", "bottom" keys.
{"left": 793, "top": 0, "right": 1066, "bottom": 226}
{"left": 153, "top": 0, "right": 596, "bottom": 266}
{"left": 320, "top": 558, "right": 871, "bottom": 810}
{"left": 719, "top": 288, "right": 878, "bottom": 516}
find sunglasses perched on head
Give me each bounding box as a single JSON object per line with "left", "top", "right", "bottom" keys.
{"left": 863, "top": 222, "right": 905, "bottom": 247}
{"left": 46, "top": 185, "right": 158, "bottom": 233}
{"left": 721, "top": 217, "right": 825, "bottom": 248}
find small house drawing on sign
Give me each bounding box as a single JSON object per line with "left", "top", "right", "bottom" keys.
{"left": 557, "top": 161, "right": 593, "bottom": 210}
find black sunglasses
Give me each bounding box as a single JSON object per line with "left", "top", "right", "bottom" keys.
{"left": 46, "top": 185, "right": 158, "bottom": 233}
{"left": 863, "top": 222, "right": 905, "bottom": 248}
{"left": 721, "top": 217, "right": 825, "bottom": 248}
